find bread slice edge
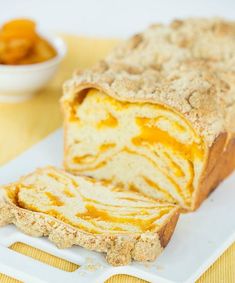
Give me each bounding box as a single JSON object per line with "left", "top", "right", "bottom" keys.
{"left": 0, "top": 187, "right": 179, "bottom": 266}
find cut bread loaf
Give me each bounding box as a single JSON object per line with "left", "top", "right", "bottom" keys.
{"left": 62, "top": 18, "right": 235, "bottom": 211}
{"left": 0, "top": 166, "right": 179, "bottom": 266}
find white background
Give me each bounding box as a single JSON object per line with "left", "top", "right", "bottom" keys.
{"left": 0, "top": 0, "right": 234, "bottom": 38}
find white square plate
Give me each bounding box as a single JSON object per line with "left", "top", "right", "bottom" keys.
{"left": 0, "top": 129, "right": 234, "bottom": 283}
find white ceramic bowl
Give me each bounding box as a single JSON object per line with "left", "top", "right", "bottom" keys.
{"left": 0, "top": 33, "right": 67, "bottom": 103}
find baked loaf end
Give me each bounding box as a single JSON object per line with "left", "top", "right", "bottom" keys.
{"left": 0, "top": 166, "right": 179, "bottom": 266}
{"left": 62, "top": 18, "right": 235, "bottom": 211}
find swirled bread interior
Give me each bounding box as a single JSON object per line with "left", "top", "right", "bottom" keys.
{"left": 5, "top": 167, "right": 177, "bottom": 234}
{"left": 64, "top": 89, "right": 206, "bottom": 210}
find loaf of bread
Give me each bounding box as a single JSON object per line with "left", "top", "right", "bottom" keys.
{"left": 0, "top": 166, "right": 179, "bottom": 266}
{"left": 62, "top": 18, "right": 235, "bottom": 211}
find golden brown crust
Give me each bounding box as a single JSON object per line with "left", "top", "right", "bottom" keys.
{"left": 62, "top": 18, "right": 235, "bottom": 147}
{"left": 194, "top": 134, "right": 235, "bottom": 209}
{"left": 158, "top": 210, "right": 180, "bottom": 247}
{"left": 0, "top": 190, "right": 179, "bottom": 266}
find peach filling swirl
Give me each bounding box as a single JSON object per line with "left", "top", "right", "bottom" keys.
{"left": 5, "top": 167, "right": 176, "bottom": 234}
{"left": 65, "top": 89, "right": 206, "bottom": 210}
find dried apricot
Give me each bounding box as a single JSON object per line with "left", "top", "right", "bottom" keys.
{"left": 0, "top": 18, "right": 57, "bottom": 65}
{"left": 2, "top": 19, "right": 36, "bottom": 32}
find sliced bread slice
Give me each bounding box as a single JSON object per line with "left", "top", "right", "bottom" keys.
{"left": 0, "top": 166, "right": 179, "bottom": 266}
